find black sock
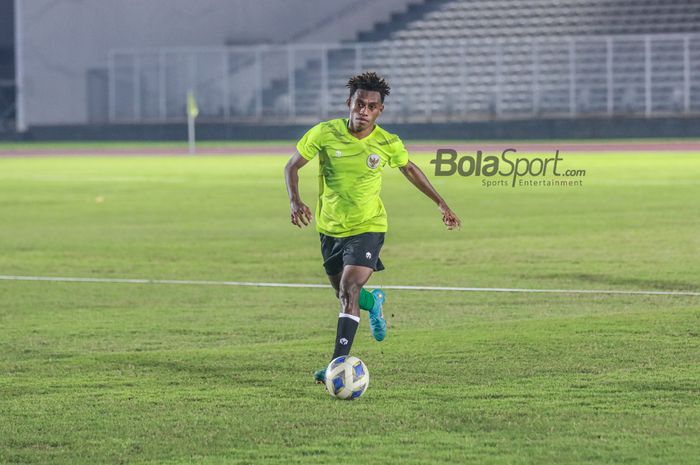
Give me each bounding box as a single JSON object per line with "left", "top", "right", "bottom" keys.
{"left": 332, "top": 313, "right": 359, "bottom": 359}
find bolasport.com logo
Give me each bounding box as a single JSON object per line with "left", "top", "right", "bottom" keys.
{"left": 430, "top": 148, "right": 586, "bottom": 188}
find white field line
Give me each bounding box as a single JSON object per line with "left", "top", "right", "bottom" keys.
{"left": 1, "top": 275, "right": 699, "bottom": 297}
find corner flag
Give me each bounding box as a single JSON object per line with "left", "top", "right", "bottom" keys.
{"left": 187, "top": 90, "right": 198, "bottom": 155}
{"left": 187, "top": 91, "right": 199, "bottom": 119}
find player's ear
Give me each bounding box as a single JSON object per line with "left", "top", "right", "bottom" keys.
{"left": 346, "top": 97, "right": 351, "bottom": 108}
{"left": 379, "top": 103, "right": 384, "bottom": 113}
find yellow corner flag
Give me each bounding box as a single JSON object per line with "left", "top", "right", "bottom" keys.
{"left": 187, "top": 91, "right": 199, "bottom": 119}
{"left": 187, "top": 90, "right": 198, "bottom": 155}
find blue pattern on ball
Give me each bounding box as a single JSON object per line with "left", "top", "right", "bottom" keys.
{"left": 332, "top": 375, "right": 344, "bottom": 393}
{"left": 353, "top": 362, "right": 364, "bottom": 378}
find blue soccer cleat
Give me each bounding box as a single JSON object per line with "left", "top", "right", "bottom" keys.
{"left": 369, "top": 289, "right": 387, "bottom": 341}
{"left": 313, "top": 368, "right": 326, "bottom": 384}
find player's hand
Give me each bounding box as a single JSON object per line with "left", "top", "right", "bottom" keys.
{"left": 290, "top": 200, "right": 313, "bottom": 228}
{"left": 439, "top": 202, "right": 461, "bottom": 230}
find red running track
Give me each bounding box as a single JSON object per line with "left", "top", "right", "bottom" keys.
{"left": 1, "top": 140, "right": 699, "bottom": 157}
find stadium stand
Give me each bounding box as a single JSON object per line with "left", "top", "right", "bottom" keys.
{"left": 362, "top": 0, "right": 700, "bottom": 40}
{"left": 101, "top": 0, "right": 700, "bottom": 129}
{"left": 264, "top": 0, "right": 700, "bottom": 121}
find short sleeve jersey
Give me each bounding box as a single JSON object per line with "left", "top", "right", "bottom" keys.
{"left": 296, "top": 118, "right": 409, "bottom": 237}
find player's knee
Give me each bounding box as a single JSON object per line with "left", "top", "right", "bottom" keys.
{"left": 339, "top": 281, "right": 360, "bottom": 304}
{"left": 340, "top": 280, "right": 360, "bottom": 295}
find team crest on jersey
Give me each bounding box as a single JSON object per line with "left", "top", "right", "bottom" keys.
{"left": 334, "top": 150, "right": 342, "bottom": 157}
{"left": 367, "top": 153, "right": 381, "bottom": 169}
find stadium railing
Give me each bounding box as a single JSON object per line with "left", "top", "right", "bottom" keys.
{"left": 106, "top": 33, "right": 700, "bottom": 124}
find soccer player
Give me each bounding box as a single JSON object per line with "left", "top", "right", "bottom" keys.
{"left": 284, "top": 72, "right": 461, "bottom": 383}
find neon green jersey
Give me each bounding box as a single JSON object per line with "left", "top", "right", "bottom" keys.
{"left": 296, "top": 118, "right": 409, "bottom": 237}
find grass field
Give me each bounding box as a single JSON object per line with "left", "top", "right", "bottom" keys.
{"left": 1, "top": 144, "right": 699, "bottom": 464}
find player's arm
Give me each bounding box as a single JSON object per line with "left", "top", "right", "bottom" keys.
{"left": 399, "top": 160, "right": 461, "bottom": 230}
{"left": 284, "top": 152, "right": 313, "bottom": 228}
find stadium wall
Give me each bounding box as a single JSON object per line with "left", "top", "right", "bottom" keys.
{"left": 17, "top": 0, "right": 415, "bottom": 127}
{"left": 5, "top": 117, "right": 700, "bottom": 142}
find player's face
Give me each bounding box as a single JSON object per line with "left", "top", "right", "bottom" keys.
{"left": 348, "top": 89, "right": 384, "bottom": 132}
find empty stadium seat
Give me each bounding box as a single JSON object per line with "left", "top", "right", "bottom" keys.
{"left": 260, "top": 0, "right": 700, "bottom": 120}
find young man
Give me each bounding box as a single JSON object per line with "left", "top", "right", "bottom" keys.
{"left": 284, "top": 72, "right": 461, "bottom": 383}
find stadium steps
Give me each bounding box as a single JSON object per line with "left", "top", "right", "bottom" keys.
{"left": 260, "top": 0, "right": 700, "bottom": 119}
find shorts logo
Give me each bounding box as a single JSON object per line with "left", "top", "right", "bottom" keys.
{"left": 335, "top": 150, "right": 342, "bottom": 157}
{"left": 365, "top": 252, "right": 372, "bottom": 259}
{"left": 367, "top": 154, "right": 381, "bottom": 169}
{"left": 339, "top": 338, "right": 349, "bottom": 345}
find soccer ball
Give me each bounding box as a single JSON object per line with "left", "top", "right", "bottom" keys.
{"left": 324, "top": 355, "right": 370, "bottom": 400}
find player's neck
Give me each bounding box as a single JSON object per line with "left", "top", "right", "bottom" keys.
{"left": 347, "top": 121, "right": 375, "bottom": 140}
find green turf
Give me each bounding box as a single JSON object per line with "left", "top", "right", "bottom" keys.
{"left": 1, "top": 147, "right": 699, "bottom": 464}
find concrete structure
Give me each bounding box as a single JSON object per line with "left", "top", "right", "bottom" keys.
{"left": 16, "top": 0, "right": 415, "bottom": 127}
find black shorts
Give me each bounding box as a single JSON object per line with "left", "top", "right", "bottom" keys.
{"left": 319, "top": 232, "right": 385, "bottom": 276}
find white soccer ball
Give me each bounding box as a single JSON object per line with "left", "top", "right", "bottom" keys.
{"left": 324, "top": 355, "right": 370, "bottom": 400}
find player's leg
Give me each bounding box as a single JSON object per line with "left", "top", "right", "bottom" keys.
{"left": 315, "top": 266, "right": 373, "bottom": 384}
{"left": 316, "top": 236, "right": 345, "bottom": 383}
{"left": 331, "top": 265, "right": 375, "bottom": 359}
{"left": 329, "top": 277, "right": 386, "bottom": 341}
{"left": 326, "top": 251, "right": 381, "bottom": 339}
{"left": 315, "top": 233, "right": 386, "bottom": 383}
{"left": 330, "top": 270, "right": 377, "bottom": 316}
{"left": 342, "top": 232, "right": 387, "bottom": 341}
{"left": 323, "top": 232, "right": 381, "bottom": 323}
{"left": 327, "top": 272, "right": 341, "bottom": 298}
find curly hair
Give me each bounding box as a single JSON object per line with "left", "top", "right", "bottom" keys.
{"left": 346, "top": 71, "right": 391, "bottom": 103}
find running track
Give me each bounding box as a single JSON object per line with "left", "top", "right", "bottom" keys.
{"left": 1, "top": 140, "right": 699, "bottom": 157}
